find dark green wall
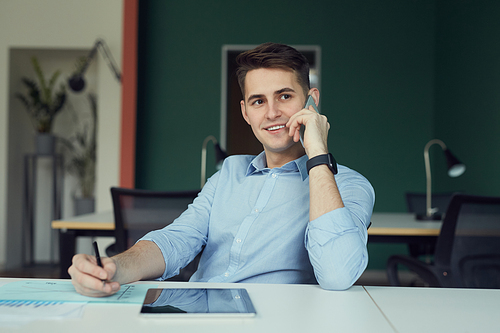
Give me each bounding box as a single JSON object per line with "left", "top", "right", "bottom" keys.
{"left": 136, "top": 0, "right": 436, "bottom": 214}
{"left": 135, "top": 1, "right": 500, "bottom": 269}
{"left": 434, "top": 0, "right": 500, "bottom": 197}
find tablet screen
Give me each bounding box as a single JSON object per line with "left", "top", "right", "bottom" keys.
{"left": 140, "top": 288, "right": 256, "bottom": 317}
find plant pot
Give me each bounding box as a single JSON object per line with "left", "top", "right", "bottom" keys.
{"left": 74, "top": 197, "right": 95, "bottom": 216}
{"left": 35, "top": 133, "right": 56, "bottom": 155}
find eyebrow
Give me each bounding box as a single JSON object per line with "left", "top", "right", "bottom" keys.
{"left": 275, "top": 87, "right": 296, "bottom": 95}
{"left": 247, "top": 94, "right": 265, "bottom": 103}
{"left": 246, "top": 87, "right": 296, "bottom": 103}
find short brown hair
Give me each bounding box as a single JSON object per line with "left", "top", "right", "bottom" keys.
{"left": 236, "top": 42, "right": 310, "bottom": 97}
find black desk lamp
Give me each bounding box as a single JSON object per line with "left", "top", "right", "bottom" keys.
{"left": 419, "top": 139, "right": 466, "bottom": 220}
{"left": 200, "top": 135, "right": 227, "bottom": 188}
{"left": 68, "top": 38, "right": 121, "bottom": 92}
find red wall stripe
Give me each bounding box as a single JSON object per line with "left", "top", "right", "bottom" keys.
{"left": 119, "top": 0, "right": 138, "bottom": 188}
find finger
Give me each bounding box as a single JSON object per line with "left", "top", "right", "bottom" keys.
{"left": 70, "top": 267, "right": 120, "bottom": 297}
{"left": 100, "top": 257, "right": 117, "bottom": 280}
{"left": 287, "top": 114, "right": 303, "bottom": 133}
{"left": 73, "top": 279, "right": 120, "bottom": 297}
{"left": 294, "top": 127, "right": 301, "bottom": 142}
{"left": 74, "top": 254, "right": 109, "bottom": 280}
{"left": 289, "top": 108, "right": 317, "bottom": 127}
{"left": 69, "top": 255, "right": 121, "bottom": 297}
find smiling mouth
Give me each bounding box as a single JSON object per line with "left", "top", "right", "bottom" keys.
{"left": 266, "top": 125, "right": 286, "bottom": 131}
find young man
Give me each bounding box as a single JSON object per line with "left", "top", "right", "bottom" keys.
{"left": 69, "top": 43, "right": 374, "bottom": 296}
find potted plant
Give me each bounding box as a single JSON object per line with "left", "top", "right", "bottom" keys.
{"left": 16, "top": 56, "right": 67, "bottom": 154}
{"left": 60, "top": 93, "right": 97, "bottom": 215}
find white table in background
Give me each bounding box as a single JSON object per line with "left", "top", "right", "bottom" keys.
{"left": 365, "top": 286, "right": 500, "bottom": 333}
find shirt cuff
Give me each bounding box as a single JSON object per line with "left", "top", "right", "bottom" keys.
{"left": 137, "top": 232, "right": 173, "bottom": 281}
{"left": 306, "top": 207, "right": 365, "bottom": 245}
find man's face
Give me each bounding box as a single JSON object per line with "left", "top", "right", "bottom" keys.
{"left": 240, "top": 68, "right": 307, "bottom": 158}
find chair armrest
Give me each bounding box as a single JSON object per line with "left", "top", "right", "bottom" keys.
{"left": 386, "top": 254, "right": 441, "bottom": 287}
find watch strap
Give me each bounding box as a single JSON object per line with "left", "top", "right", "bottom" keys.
{"left": 306, "top": 153, "right": 338, "bottom": 175}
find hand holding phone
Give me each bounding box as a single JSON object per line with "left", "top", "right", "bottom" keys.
{"left": 299, "top": 95, "right": 320, "bottom": 147}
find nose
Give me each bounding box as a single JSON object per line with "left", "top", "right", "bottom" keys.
{"left": 265, "top": 100, "right": 282, "bottom": 119}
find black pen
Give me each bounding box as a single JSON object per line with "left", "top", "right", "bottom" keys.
{"left": 93, "top": 241, "right": 103, "bottom": 267}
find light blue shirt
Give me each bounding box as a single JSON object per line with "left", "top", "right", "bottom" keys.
{"left": 140, "top": 152, "right": 375, "bottom": 290}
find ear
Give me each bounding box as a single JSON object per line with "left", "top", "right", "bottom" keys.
{"left": 240, "top": 100, "right": 251, "bottom": 125}
{"left": 308, "top": 88, "right": 320, "bottom": 107}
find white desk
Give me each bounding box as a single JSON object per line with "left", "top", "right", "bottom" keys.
{"left": 2, "top": 278, "right": 500, "bottom": 333}
{"left": 365, "top": 286, "right": 500, "bottom": 333}
{"left": 0, "top": 278, "right": 393, "bottom": 333}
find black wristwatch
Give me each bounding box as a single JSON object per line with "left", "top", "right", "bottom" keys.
{"left": 306, "top": 153, "right": 338, "bottom": 175}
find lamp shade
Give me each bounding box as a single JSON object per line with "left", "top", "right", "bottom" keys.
{"left": 444, "top": 149, "right": 466, "bottom": 177}
{"left": 68, "top": 75, "right": 86, "bottom": 92}
{"left": 419, "top": 139, "right": 466, "bottom": 220}
{"left": 68, "top": 39, "right": 121, "bottom": 92}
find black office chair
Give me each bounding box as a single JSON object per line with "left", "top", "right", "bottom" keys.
{"left": 404, "top": 192, "right": 456, "bottom": 258}
{"left": 106, "top": 187, "right": 201, "bottom": 281}
{"left": 387, "top": 194, "right": 500, "bottom": 288}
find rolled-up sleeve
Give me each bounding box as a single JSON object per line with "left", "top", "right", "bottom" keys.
{"left": 139, "top": 173, "right": 219, "bottom": 280}
{"left": 305, "top": 167, "right": 375, "bottom": 290}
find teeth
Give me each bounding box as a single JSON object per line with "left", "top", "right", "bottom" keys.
{"left": 267, "top": 125, "right": 285, "bottom": 131}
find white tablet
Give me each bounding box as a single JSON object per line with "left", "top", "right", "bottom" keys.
{"left": 139, "top": 288, "right": 256, "bottom": 318}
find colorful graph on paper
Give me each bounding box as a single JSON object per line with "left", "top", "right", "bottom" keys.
{"left": 0, "top": 280, "right": 156, "bottom": 303}
{"left": 0, "top": 300, "right": 86, "bottom": 322}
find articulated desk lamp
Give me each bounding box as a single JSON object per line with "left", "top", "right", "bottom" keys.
{"left": 68, "top": 38, "right": 122, "bottom": 92}
{"left": 200, "top": 135, "right": 227, "bottom": 188}
{"left": 419, "top": 139, "right": 466, "bottom": 220}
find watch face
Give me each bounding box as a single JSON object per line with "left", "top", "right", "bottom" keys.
{"left": 329, "top": 154, "right": 338, "bottom": 174}
{"left": 330, "top": 163, "right": 338, "bottom": 175}
{"left": 326, "top": 154, "right": 333, "bottom": 166}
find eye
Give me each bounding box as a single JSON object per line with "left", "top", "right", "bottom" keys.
{"left": 252, "top": 99, "right": 264, "bottom": 106}
{"left": 280, "top": 94, "right": 291, "bottom": 101}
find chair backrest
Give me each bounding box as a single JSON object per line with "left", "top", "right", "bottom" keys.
{"left": 405, "top": 192, "right": 456, "bottom": 217}
{"left": 434, "top": 194, "right": 500, "bottom": 288}
{"left": 111, "top": 187, "right": 200, "bottom": 253}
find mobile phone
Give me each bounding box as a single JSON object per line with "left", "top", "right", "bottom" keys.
{"left": 299, "top": 95, "right": 320, "bottom": 147}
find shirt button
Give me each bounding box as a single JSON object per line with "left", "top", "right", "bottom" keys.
{"left": 272, "top": 173, "right": 277, "bottom": 178}
{"left": 254, "top": 208, "right": 259, "bottom": 213}
{"left": 224, "top": 273, "right": 229, "bottom": 277}
{"left": 236, "top": 238, "right": 242, "bottom": 243}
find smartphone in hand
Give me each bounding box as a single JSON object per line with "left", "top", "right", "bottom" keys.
{"left": 299, "top": 95, "right": 320, "bottom": 147}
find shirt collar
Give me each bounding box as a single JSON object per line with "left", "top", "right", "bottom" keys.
{"left": 246, "top": 151, "right": 309, "bottom": 181}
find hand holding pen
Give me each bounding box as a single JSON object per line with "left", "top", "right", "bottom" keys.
{"left": 67, "top": 242, "right": 120, "bottom": 297}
